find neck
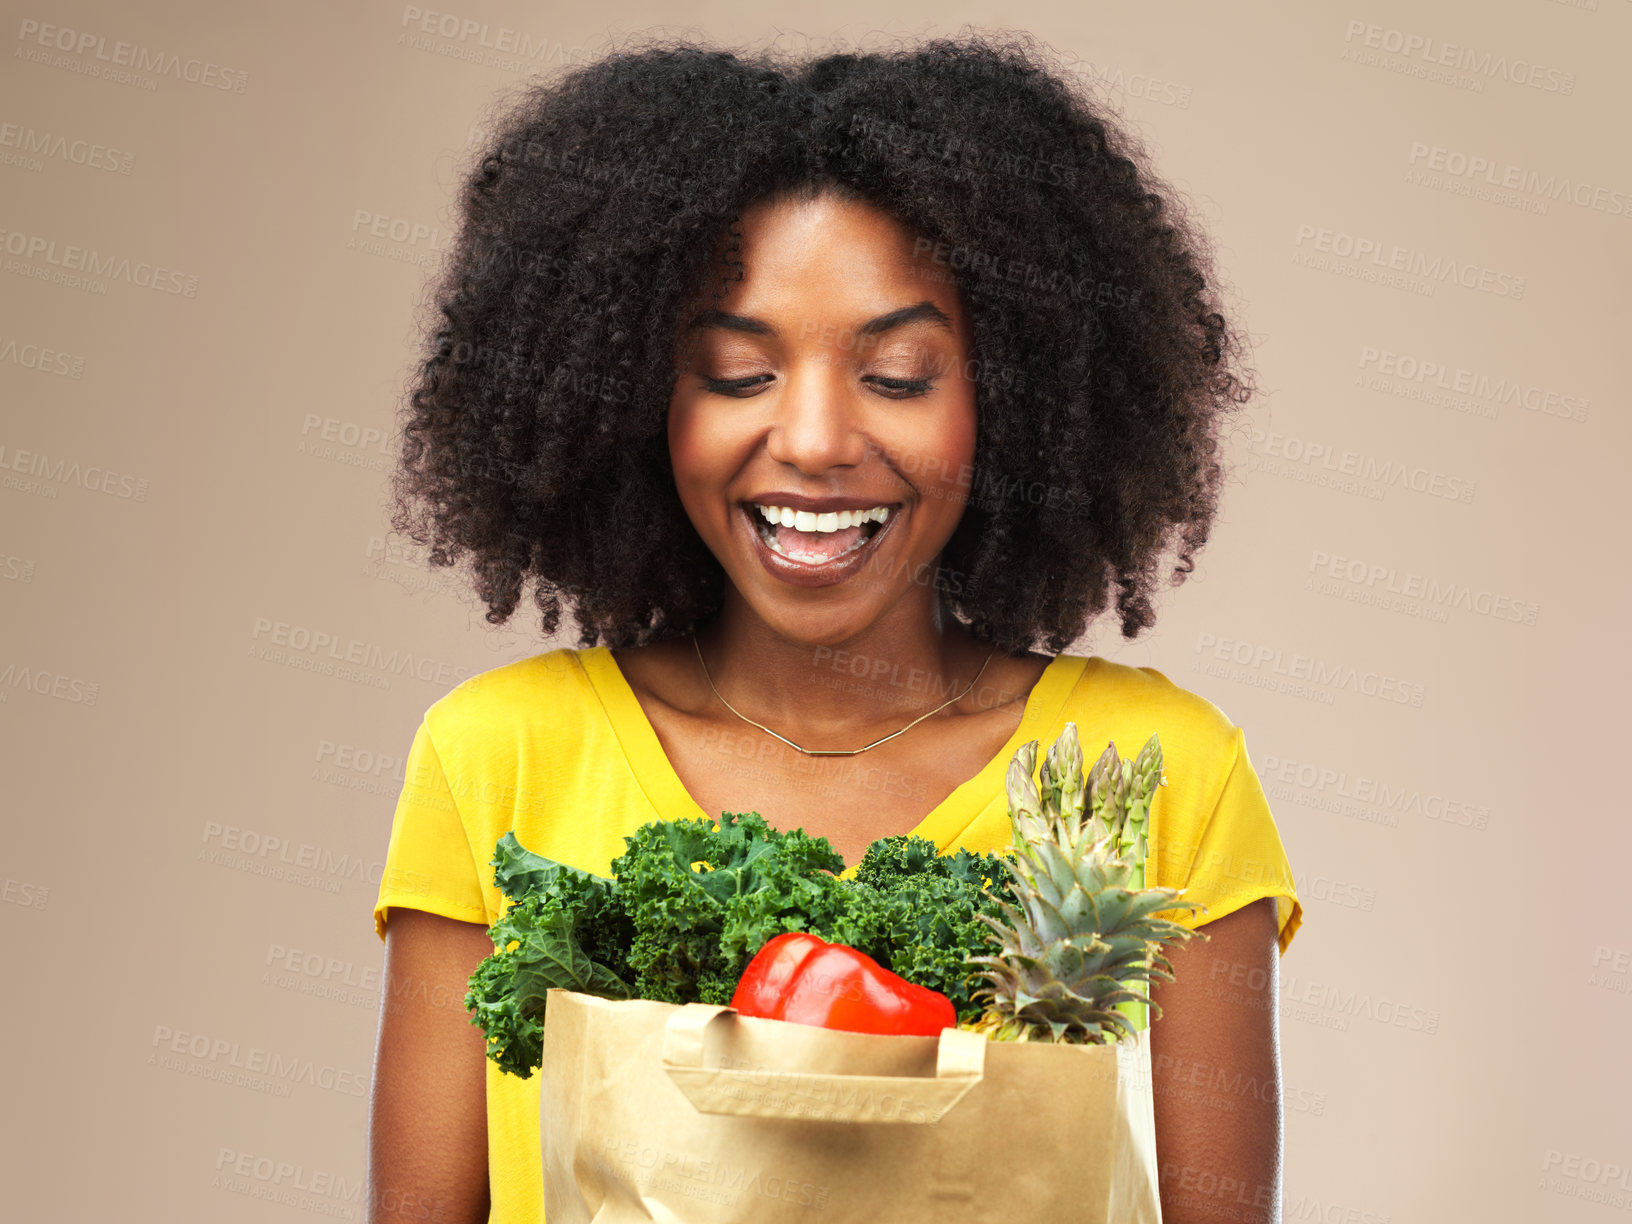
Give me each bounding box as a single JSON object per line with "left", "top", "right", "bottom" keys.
{"left": 694, "top": 586, "right": 999, "bottom": 744}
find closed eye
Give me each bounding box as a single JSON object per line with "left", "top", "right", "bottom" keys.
{"left": 698, "top": 374, "right": 773, "bottom": 395}
{"left": 697, "top": 374, "right": 937, "bottom": 399}
{"left": 866, "top": 376, "right": 934, "bottom": 399}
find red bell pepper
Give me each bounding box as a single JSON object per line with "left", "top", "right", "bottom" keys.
{"left": 730, "top": 931, "right": 956, "bottom": 1037}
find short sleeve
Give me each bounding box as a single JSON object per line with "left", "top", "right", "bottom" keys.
{"left": 1167, "top": 725, "right": 1303, "bottom": 956}
{"left": 372, "top": 716, "right": 490, "bottom": 941}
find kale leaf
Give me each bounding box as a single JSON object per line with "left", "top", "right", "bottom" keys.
{"left": 615, "top": 811, "right": 850, "bottom": 1005}
{"left": 464, "top": 819, "right": 1015, "bottom": 1077}
{"left": 463, "top": 833, "right": 635, "bottom": 1077}
{"left": 844, "top": 836, "right": 1017, "bottom": 1021}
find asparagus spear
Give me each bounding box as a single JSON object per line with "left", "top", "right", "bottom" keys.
{"left": 1072, "top": 729, "right": 1168, "bottom": 1032}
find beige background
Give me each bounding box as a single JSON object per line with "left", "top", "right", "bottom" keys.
{"left": 3, "top": 0, "right": 1628, "bottom": 1219}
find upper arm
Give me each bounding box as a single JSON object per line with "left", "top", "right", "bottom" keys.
{"left": 367, "top": 908, "right": 495, "bottom": 1224}
{"left": 1148, "top": 895, "right": 1283, "bottom": 1224}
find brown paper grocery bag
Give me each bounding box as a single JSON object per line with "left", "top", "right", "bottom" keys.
{"left": 540, "top": 988, "right": 1161, "bottom": 1222}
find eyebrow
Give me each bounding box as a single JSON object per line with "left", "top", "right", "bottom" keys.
{"left": 683, "top": 300, "right": 954, "bottom": 339}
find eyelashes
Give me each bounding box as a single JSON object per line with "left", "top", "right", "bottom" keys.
{"left": 698, "top": 373, "right": 936, "bottom": 400}
{"left": 697, "top": 374, "right": 771, "bottom": 395}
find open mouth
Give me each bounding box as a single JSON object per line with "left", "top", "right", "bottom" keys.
{"left": 751, "top": 509, "right": 885, "bottom": 563}
{"left": 740, "top": 501, "right": 898, "bottom": 573}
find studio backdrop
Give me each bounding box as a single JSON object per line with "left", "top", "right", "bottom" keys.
{"left": 2, "top": 1, "right": 1626, "bottom": 1221}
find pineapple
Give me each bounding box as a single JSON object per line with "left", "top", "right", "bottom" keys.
{"left": 964, "top": 723, "right": 1205, "bottom": 1044}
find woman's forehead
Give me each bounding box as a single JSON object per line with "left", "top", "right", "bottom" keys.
{"left": 698, "top": 193, "right": 968, "bottom": 336}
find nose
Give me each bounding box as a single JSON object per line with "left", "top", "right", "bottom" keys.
{"left": 762, "top": 363, "right": 871, "bottom": 475}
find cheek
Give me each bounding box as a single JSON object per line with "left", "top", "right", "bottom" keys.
{"left": 667, "top": 397, "right": 740, "bottom": 523}
{"left": 668, "top": 398, "right": 710, "bottom": 474}
{"left": 919, "top": 397, "right": 978, "bottom": 507}
{"left": 948, "top": 403, "right": 977, "bottom": 465}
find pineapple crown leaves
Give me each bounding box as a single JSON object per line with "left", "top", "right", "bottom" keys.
{"left": 974, "top": 887, "right": 1201, "bottom": 965}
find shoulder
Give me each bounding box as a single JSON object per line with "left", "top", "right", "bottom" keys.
{"left": 1053, "top": 652, "right": 1248, "bottom": 837}
{"left": 1062, "top": 652, "right": 1242, "bottom": 752}
{"left": 421, "top": 646, "right": 599, "bottom": 744}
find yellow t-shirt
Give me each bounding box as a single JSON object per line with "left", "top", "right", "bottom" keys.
{"left": 372, "top": 646, "right": 1303, "bottom": 1224}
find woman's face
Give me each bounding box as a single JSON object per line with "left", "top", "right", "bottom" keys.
{"left": 667, "top": 191, "right": 979, "bottom": 644}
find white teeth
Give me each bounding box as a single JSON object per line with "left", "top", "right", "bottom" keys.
{"left": 752, "top": 503, "right": 893, "bottom": 533}
{"left": 763, "top": 528, "right": 874, "bottom": 562}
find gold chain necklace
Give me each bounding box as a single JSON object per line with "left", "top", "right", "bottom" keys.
{"left": 692, "top": 633, "right": 996, "bottom": 757}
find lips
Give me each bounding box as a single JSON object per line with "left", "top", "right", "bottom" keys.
{"left": 737, "top": 501, "right": 899, "bottom": 589}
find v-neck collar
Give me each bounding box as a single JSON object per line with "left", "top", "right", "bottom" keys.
{"left": 575, "top": 645, "right": 1092, "bottom": 857}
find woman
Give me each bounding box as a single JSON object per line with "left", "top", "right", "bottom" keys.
{"left": 368, "top": 31, "right": 1301, "bottom": 1224}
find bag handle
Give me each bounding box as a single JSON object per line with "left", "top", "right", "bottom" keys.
{"left": 660, "top": 1003, "right": 986, "bottom": 1125}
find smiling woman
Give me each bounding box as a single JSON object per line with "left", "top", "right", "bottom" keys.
{"left": 369, "top": 28, "right": 1300, "bottom": 1224}
{"left": 667, "top": 192, "right": 979, "bottom": 620}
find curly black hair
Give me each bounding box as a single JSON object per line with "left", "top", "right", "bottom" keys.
{"left": 389, "top": 28, "right": 1256, "bottom": 656}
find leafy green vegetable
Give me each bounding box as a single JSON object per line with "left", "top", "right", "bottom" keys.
{"left": 463, "top": 814, "right": 1016, "bottom": 1078}
{"left": 464, "top": 835, "right": 635, "bottom": 1077}
{"left": 851, "top": 832, "right": 1012, "bottom": 895}
{"left": 614, "top": 811, "right": 854, "bottom": 1005}
{"left": 843, "top": 835, "right": 1019, "bottom": 1019}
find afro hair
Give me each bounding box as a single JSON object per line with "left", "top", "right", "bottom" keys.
{"left": 389, "top": 28, "right": 1257, "bottom": 655}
